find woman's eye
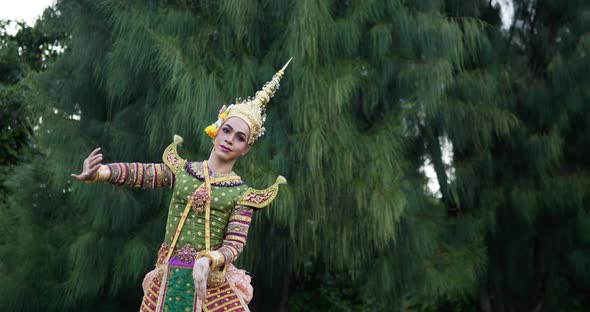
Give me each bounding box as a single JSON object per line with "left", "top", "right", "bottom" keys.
{"left": 222, "top": 128, "right": 229, "bottom": 133}
{"left": 238, "top": 136, "right": 245, "bottom": 142}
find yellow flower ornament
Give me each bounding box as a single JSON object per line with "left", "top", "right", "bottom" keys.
{"left": 204, "top": 105, "right": 229, "bottom": 138}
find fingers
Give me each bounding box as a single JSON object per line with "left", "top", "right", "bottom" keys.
{"left": 73, "top": 148, "right": 103, "bottom": 182}
{"left": 89, "top": 163, "right": 101, "bottom": 172}
{"left": 71, "top": 172, "right": 93, "bottom": 181}
{"left": 198, "top": 274, "right": 207, "bottom": 299}
{"left": 193, "top": 260, "right": 210, "bottom": 300}
{"left": 88, "top": 147, "right": 101, "bottom": 157}
{"left": 196, "top": 278, "right": 206, "bottom": 299}
{"left": 199, "top": 282, "right": 206, "bottom": 299}
{"left": 193, "top": 271, "right": 206, "bottom": 299}
{"left": 86, "top": 153, "right": 103, "bottom": 164}
{"left": 193, "top": 264, "right": 207, "bottom": 279}
{"left": 87, "top": 154, "right": 103, "bottom": 168}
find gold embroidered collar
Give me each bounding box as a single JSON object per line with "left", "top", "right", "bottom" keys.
{"left": 186, "top": 161, "right": 244, "bottom": 187}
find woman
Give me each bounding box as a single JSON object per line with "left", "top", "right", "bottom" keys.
{"left": 71, "top": 59, "right": 291, "bottom": 312}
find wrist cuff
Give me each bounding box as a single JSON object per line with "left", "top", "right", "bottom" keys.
{"left": 195, "top": 250, "right": 225, "bottom": 269}
{"left": 96, "top": 165, "right": 111, "bottom": 182}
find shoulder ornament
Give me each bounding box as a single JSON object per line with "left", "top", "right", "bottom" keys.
{"left": 237, "top": 176, "right": 287, "bottom": 209}
{"left": 162, "top": 134, "right": 187, "bottom": 174}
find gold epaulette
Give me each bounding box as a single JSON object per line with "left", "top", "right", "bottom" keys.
{"left": 237, "top": 176, "right": 287, "bottom": 209}
{"left": 162, "top": 134, "right": 187, "bottom": 175}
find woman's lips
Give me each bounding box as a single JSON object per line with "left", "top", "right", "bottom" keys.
{"left": 220, "top": 145, "right": 231, "bottom": 152}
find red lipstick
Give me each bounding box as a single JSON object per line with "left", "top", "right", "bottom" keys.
{"left": 220, "top": 144, "right": 231, "bottom": 152}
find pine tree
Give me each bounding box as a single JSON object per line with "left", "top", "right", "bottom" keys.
{"left": 1, "top": 0, "right": 491, "bottom": 310}
{"left": 480, "top": 0, "right": 590, "bottom": 310}
{"left": 0, "top": 5, "right": 72, "bottom": 312}
{"left": 378, "top": 0, "right": 590, "bottom": 310}
{"left": 360, "top": 1, "right": 516, "bottom": 309}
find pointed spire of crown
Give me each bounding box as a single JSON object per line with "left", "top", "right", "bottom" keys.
{"left": 205, "top": 58, "right": 293, "bottom": 145}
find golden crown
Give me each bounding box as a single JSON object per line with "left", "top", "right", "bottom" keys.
{"left": 205, "top": 58, "right": 292, "bottom": 144}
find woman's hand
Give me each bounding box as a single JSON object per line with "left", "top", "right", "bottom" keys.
{"left": 71, "top": 147, "right": 103, "bottom": 181}
{"left": 192, "top": 257, "right": 211, "bottom": 300}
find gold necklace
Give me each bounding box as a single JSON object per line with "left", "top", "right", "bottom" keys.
{"left": 199, "top": 161, "right": 235, "bottom": 178}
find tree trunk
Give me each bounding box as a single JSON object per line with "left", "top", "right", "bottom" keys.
{"left": 425, "top": 127, "right": 459, "bottom": 215}
{"left": 278, "top": 273, "right": 290, "bottom": 312}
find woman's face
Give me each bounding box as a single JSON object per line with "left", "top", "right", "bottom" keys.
{"left": 212, "top": 117, "right": 251, "bottom": 162}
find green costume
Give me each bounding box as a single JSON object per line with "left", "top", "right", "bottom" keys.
{"left": 94, "top": 136, "right": 284, "bottom": 312}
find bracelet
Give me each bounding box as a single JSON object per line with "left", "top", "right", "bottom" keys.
{"left": 195, "top": 250, "right": 224, "bottom": 270}
{"left": 85, "top": 165, "right": 110, "bottom": 184}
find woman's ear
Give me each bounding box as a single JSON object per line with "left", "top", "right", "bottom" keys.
{"left": 241, "top": 145, "right": 251, "bottom": 156}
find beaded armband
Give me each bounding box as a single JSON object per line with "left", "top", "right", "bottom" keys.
{"left": 237, "top": 176, "right": 287, "bottom": 209}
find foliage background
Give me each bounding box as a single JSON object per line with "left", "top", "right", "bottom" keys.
{"left": 0, "top": 0, "right": 589, "bottom": 311}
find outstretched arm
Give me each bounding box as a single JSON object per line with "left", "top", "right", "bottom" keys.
{"left": 71, "top": 148, "right": 175, "bottom": 188}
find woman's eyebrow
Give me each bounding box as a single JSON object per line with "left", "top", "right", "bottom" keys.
{"left": 226, "top": 124, "right": 247, "bottom": 136}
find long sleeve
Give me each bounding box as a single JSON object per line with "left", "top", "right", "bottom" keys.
{"left": 204, "top": 177, "right": 286, "bottom": 268}
{"left": 94, "top": 162, "right": 175, "bottom": 189}
{"left": 214, "top": 205, "right": 253, "bottom": 266}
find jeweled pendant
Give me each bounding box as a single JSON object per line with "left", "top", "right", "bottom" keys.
{"left": 191, "top": 188, "right": 209, "bottom": 213}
